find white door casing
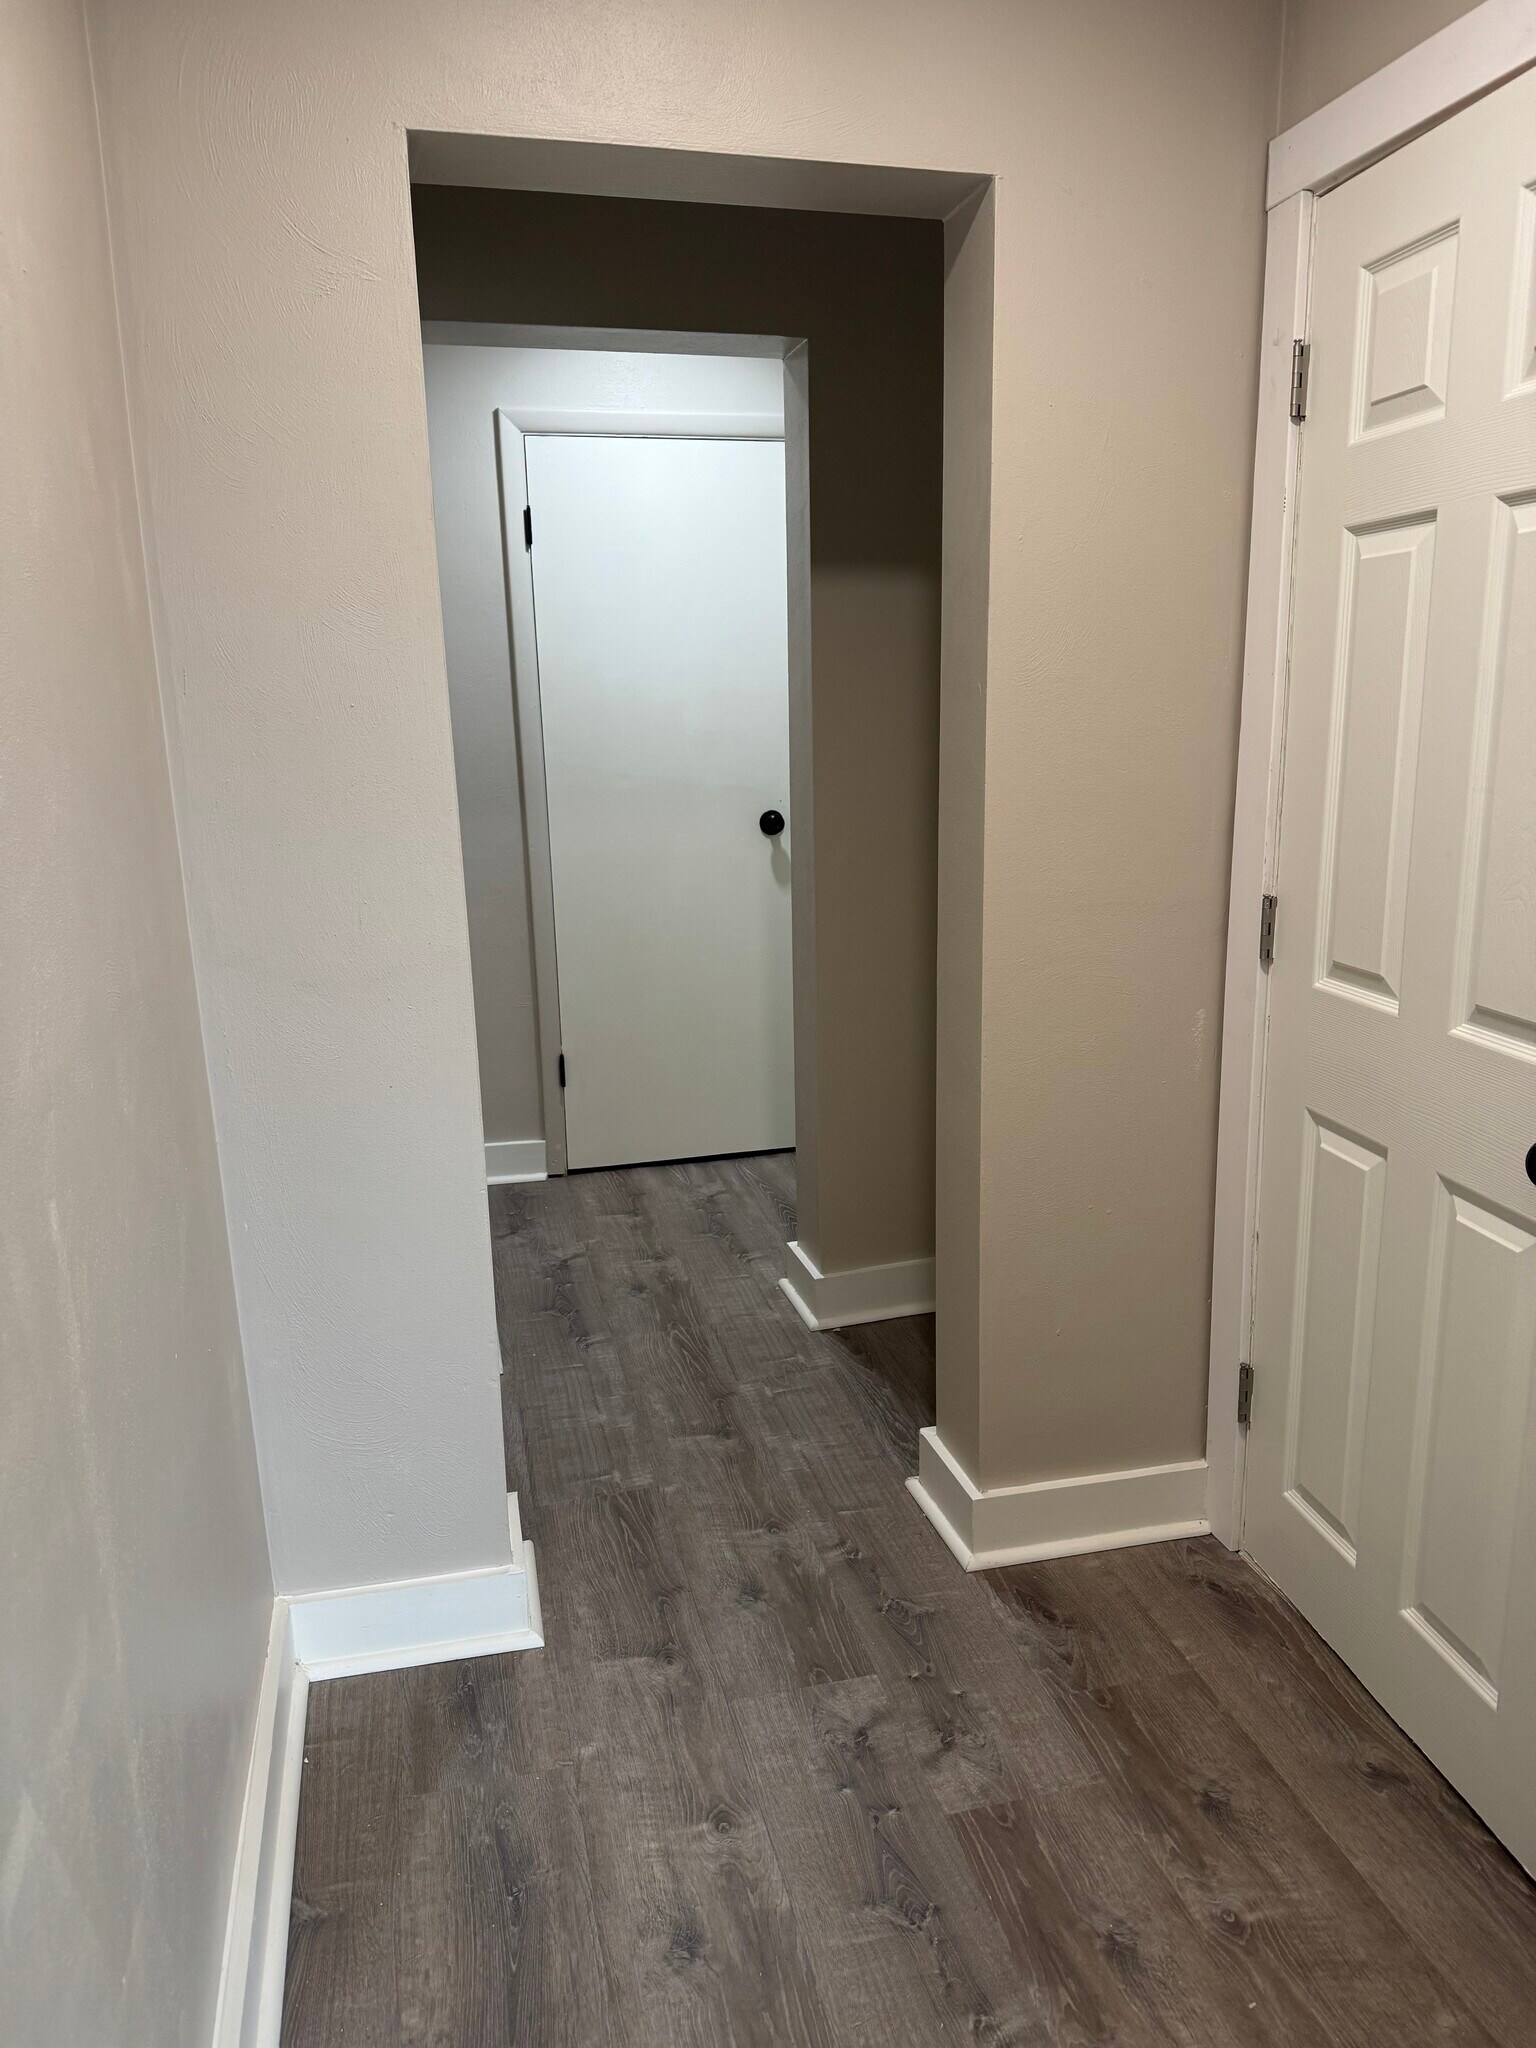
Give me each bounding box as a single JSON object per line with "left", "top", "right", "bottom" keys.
{"left": 517, "top": 432, "right": 794, "bottom": 1171}
{"left": 1243, "top": 63, "right": 1536, "bottom": 1872}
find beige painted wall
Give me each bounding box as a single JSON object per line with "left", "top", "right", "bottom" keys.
{"left": 0, "top": 0, "right": 273, "bottom": 2038}
{"left": 966, "top": 19, "right": 1279, "bottom": 1489}
{"left": 415, "top": 193, "right": 945, "bottom": 1274}
{"left": 1278, "top": 0, "right": 1484, "bottom": 127}
{"left": 84, "top": 0, "right": 1280, "bottom": 1513}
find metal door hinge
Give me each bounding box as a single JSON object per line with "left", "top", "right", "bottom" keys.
{"left": 1259, "top": 893, "right": 1278, "bottom": 968}
{"left": 557, "top": 1053, "right": 566, "bottom": 1089}
{"left": 523, "top": 505, "right": 534, "bottom": 550}
{"left": 1289, "top": 340, "right": 1310, "bottom": 424}
{"left": 1238, "top": 1363, "right": 1255, "bottom": 1429}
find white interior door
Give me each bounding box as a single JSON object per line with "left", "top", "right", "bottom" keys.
{"left": 521, "top": 433, "right": 794, "bottom": 1171}
{"left": 1245, "top": 66, "right": 1536, "bottom": 1871}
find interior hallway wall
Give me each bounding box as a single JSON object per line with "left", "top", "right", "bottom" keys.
{"left": 0, "top": 0, "right": 273, "bottom": 2038}
{"left": 1277, "top": 0, "right": 1484, "bottom": 128}
{"left": 422, "top": 341, "right": 791, "bottom": 1162}
{"left": 84, "top": 0, "right": 1280, "bottom": 1523}
{"left": 416, "top": 198, "right": 944, "bottom": 1276}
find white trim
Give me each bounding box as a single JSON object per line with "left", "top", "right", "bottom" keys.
{"left": 495, "top": 408, "right": 569, "bottom": 1177}
{"left": 485, "top": 1136, "right": 547, "bottom": 1183}
{"left": 907, "top": 1426, "right": 1210, "bottom": 1571}
{"left": 289, "top": 1496, "right": 542, "bottom": 1681}
{"left": 1205, "top": 192, "right": 1314, "bottom": 1548}
{"left": 500, "top": 405, "right": 782, "bottom": 439}
{"left": 211, "top": 1601, "right": 308, "bottom": 2048}
{"left": 501, "top": 374, "right": 819, "bottom": 1196}
{"left": 1268, "top": 0, "right": 1536, "bottom": 203}
{"left": 238, "top": 1622, "right": 307, "bottom": 2048}
{"left": 210, "top": 1499, "right": 543, "bottom": 2046}
{"left": 778, "top": 1237, "right": 935, "bottom": 1330}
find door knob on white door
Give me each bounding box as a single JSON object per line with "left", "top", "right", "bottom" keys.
{"left": 759, "top": 809, "right": 785, "bottom": 836}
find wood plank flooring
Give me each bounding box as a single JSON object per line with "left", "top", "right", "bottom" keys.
{"left": 283, "top": 1154, "right": 1536, "bottom": 2046}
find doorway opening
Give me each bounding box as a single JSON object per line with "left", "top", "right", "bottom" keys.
{"left": 410, "top": 152, "right": 984, "bottom": 1349}
{"left": 424, "top": 325, "right": 802, "bottom": 1180}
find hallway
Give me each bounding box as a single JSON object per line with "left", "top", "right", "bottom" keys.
{"left": 281, "top": 1157, "right": 1536, "bottom": 2046}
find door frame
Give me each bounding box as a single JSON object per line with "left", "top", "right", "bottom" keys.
{"left": 1207, "top": 0, "right": 1536, "bottom": 1546}
{"left": 494, "top": 388, "right": 794, "bottom": 1177}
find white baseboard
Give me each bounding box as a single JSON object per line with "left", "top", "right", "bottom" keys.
{"left": 778, "top": 1238, "right": 935, "bottom": 1330}
{"left": 212, "top": 1601, "right": 307, "bottom": 2048}
{"left": 907, "top": 1425, "right": 1210, "bottom": 1571}
{"left": 290, "top": 1496, "right": 543, "bottom": 1680}
{"left": 485, "top": 1137, "right": 547, "bottom": 1184}
{"left": 212, "top": 1496, "right": 543, "bottom": 2046}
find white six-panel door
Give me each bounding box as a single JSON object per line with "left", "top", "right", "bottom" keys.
{"left": 1245, "top": 64, "right": 1536, "bottom": 1871}
{"left": 520, "top": 433, "right": 794, "bottom": 1171}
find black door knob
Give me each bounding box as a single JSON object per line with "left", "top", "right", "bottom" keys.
{"left": 1526, "top": 1143, "right": 1536, "bottom": 1188}
{"left": 759, "top": 809, "right": 785, "bottom": 837}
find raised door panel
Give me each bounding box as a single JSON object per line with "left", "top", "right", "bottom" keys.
{"left": 1354, "top": 226, "right": 1459, "bottom": 439}
{"left": 1402, "top": 1187, "right": 1536, "bottom": 1701}
{"left": 1454, "top": 495, "right": 1536, "bottom": 1057}
{"left": 1286, "top": 1118, "right": 1387, "bottom": 1561}
{"left": 1510, "top": 185, "right": 1536, "bottom": 398}
{"left": 1318, "top": 519, "right": 1436, "bottom": 1008}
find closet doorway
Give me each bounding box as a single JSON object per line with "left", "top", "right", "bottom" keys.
{"left": 422, "top": 335, "right": 805, "bottom": 1182}
{"left": 505, "top": 416, "right": 793, "bottom": 1171}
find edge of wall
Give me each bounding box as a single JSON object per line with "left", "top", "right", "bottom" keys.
{"left": 214, "top": 1497, "right": 542, "bottom": 2048}
{"left": 485, "top": 1138, "right": 548, "bottom": 1183}
{"left": 906, "top": 1426, "right": 1209, "bottom": 1571}
{"left": 778, "top": 1238, "right": 936, "bottom": 1330}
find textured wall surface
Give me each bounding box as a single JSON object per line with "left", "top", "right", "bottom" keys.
{"left": 85, "top": 0, "right": 1279, "bottom": 1509}
{"left": 1278, "top": 0, "right": 1484, "bottom": 129}
{"left": 416, "top": 195, "right": 945, "bottom": 1275}
{"left": 0, "top": 0, "right": 273, "bottom": 2038}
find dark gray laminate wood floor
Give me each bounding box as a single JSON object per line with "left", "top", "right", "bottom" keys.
{"left": 282, "top": 1154, "right": 1536, "bottom": 2047}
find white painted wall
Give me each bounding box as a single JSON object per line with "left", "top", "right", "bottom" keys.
{"left": 0, "top": 0, "right": 273, "bottom": 2039}
{"left": 423, "top": 339, "right": 785, "bottom": 1150}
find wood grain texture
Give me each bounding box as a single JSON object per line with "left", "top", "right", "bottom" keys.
{"left": 284, "top": 1155, "right": 1536, "bottom": 2046}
